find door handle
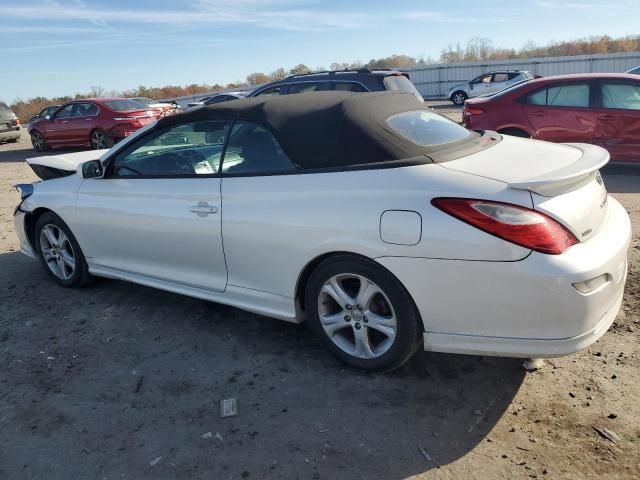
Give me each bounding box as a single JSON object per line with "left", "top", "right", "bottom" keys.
{"left": 530, "top": 111, "right": 545, "bottom": 117}
{"left": 598, "top": 114, "right": 615, "bottom": 121}
{"left": 190, "top": 203, "right": 218, "bottom": 216}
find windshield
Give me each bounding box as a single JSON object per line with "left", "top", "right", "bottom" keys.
{"left": 383, "top": 75, "right": 424, "bottom": 102}
{"left": 387, "top": 110, "right": 472, "bottom": 147}
{"left": 133, "top": 97, "right": 155, "bottom": 105}
{"left": 105, "top": 99, "right": 148, "bottom": 111}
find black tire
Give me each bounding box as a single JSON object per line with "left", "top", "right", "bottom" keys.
{"left": 499, "top": 128, "right": 531, "bottom": 138}
{"left": 450, "top": 90, "right": 468, "bottom": 106}
{"left": 35, "top": 212, "right": 92, "bottom": 288}
{"left": 304, "top": 254, "right": 421, "bottom": 371}
{"left": 30, "top": 130, "right": 48, "bottom": 151}
{"left": 90, "top": 129, "right": 113, "bottom": 150}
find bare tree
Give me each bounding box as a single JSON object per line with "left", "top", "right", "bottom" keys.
{"left": 246, "top": 72, "right": 270, "bottom": 85}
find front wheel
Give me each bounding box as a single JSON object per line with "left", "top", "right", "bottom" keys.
{"left": 305, "top": 255, "right": 421, "bottom": 371}
{"left": 35, "top": 212, "right": 93, "bottom": 287}
{"left": 90, "top": 129, "right": 113, "bottom": 150}
{"left": 30, "top": 131, "right": 48, "bottom": 151}
{"left": 451, "top": 91, "right": 468, "bottom": 106}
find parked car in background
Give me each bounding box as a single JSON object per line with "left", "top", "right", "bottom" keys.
{"left": 187, "top": 92, "right": 247, "bottom": 107}
{"left": 448, "top": 70, "right": 534, "bottom": 106}
{"left": 627, "top": 66, "right": 640, "bottom": 75}
{"left": 28, "top": 98, "right": 162, "bottom": 151}
{"left": 16, "top": 92, "right": 630, "bottom": 371}
{"left": 463, "top": 73, "right": 640, "bottom": 163}
{"left": 29, "top": 105, "right": 61, "bottom": 124}
{"left": 249, "top": 68, "right": 423, "bottom": 101}
{"left": 0, "top": 102, "right": 21, "bottom": 143}
{"left": 132, "top": 97, "right": 182, "bottom": 116}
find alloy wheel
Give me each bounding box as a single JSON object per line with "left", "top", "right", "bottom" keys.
{"left": 453, "top": 93, "right": 466, "bottom": 105}
{"left": 91, "top": 130, "right": 107, "bottom": 149}
{"left": 317, "top": 273, "right": 397, "bottom": 359}
{"left": 39, "top": 224, "right": 76, "bottom": 280}
{"left": 31, "top": 132, "right": 44, "bottom": 150}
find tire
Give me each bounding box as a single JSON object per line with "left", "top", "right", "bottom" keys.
{"left": 499, "top": 128, "right": 531, "bottom": 138}
{"left": 450, "top": 91, "right": 468, "bottom": 106}
{"left": 35, "top": 212, "right": 92, "bottom": 288}
{"left": 30, "top": 130, "right": 48, "bottom": 152}
{"left": 90, "top": 129, "right": 113, "bottom": 150}
{"left": 304, "top": 254, "right": 421, "bottom": 371}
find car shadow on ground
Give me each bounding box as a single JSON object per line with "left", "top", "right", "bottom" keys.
{"left": 0, "top": 142, "right": 89, "bottom": 163}
{"left": 0, "top": 251, "right": 525, "bottom": 480}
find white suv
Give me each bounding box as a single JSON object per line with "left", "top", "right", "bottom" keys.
{"left": 448, "top": 70, "right": 534, "bottom": 105}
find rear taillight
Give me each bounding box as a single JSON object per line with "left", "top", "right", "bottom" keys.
{"left": 464, "top": 106, "right": 485, "bottom": 115}
{"left": 432, "top": 198, "right": 578, "bottom": 255}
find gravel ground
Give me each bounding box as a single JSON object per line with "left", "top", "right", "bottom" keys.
{"left": 1, "top": 127, "right": 639, "bottom": 480}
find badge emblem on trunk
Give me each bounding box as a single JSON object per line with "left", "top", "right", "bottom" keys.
{"left": 595, "top": 172, "right": 603, "bottom": 185}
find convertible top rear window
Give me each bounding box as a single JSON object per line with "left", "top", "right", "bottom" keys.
{"left": 387, "top": 110, "right": 472, "bottom": 147}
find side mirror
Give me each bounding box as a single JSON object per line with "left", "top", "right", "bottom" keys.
{"left": 81, "top": 160, "right": 104, "bottom": 179}
{"left": 45, "top": 115, "right": 51, "bottom": 120}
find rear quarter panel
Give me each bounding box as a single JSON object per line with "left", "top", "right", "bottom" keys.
{"left": 221, "top": 163, "right": 532, "bottom": 298}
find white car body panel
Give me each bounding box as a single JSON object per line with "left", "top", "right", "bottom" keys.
{"left": 15, "top": 124, "right": 631, "bottom": 359}
{"left": 26, "top": 149, "right": 109, "bottom": 171}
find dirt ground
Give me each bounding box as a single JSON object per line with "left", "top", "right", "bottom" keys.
{"left": 1, "top": 126, "right": 639, "bottom": 480}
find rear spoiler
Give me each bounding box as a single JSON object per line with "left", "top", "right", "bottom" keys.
{"left": 508, "top": 143, "right": 609, "bottom": 196}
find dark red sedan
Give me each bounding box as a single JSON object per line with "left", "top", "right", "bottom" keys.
{"left": 28, "top": 98, "right": 162, "bottom": 152}
{"left": 463, "top": 73, "right": 640, "bottom": 163}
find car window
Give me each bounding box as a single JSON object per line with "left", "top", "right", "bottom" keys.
{"left": 287, "top": 82, "right": 331, "bottom": 94}
{"left": 206, "top": 95, "right": 232, "bottom": 104}
{"left": 54, "top": 104, "right": 74, "bottom": 119}
{"left": 222, "top": 122, "right": 297, "bottom": 175}
{"left": 387, "top": 110, "right": 472, "bottom": 147}
{"left": 74, "top": 102, "right": 99, "bottom": 117}
{"left": 627, "top": 66, "right": 640, "bottom": 75}
{"left": 333, "top": 82, "right": 367, "bottom": 92}
{"left": 480, "top": 75, "right": 492, "bottom": 84}
{"left": 601, "top": 83, "right": 640, "bottom": 110}
{"left": 382, "top": 75, "right": 423, "bottom": 101}
{"left": 493, "top": 73, "right": 509, "bottom": 82}
{"left": 256, "top": 86, "right": 282, "bottom": 96}
{"left": 508, "top": 73, "right": 522, "bottom": 80}
{"left": 526, "top": 84, "right": 590, "bottom": 107}
{"left": 104, "top": 99, "right": 147, "bottom": 111}
{"left": 110, "top": 121, "right": 231, "bottom": 177}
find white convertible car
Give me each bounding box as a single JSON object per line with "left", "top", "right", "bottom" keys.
{"left": 14, "top": 92, "right": 630, "bottom": 370}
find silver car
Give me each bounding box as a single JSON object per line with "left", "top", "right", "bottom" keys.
{"left": 448, "top": 70, "right": 534, "bottom": 106}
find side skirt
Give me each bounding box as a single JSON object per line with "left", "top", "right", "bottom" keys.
{"left": 88, "top": 264, "right": 300, "bottom": 323}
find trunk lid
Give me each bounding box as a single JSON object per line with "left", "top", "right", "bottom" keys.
{"left": 440, "top": 136, "right": 610, "bottom": 242}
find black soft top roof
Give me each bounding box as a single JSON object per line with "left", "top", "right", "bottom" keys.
{"left": 159, "top": 91, "right": 473, "bottom": 169}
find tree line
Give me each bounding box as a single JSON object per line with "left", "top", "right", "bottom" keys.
{"left": 8, "top": 34, "right": 639, "bottom": 123}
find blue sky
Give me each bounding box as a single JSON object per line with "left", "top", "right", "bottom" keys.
{"left": 0, "top": 0, "right": 638, "bottom": 101}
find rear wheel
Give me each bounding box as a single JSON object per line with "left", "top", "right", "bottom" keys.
{"left": 30, "top": 131, "right": 47, "bottom": 151}
{"left": 35, "top": 212, "right": 92, "bottom": 287}
{"left": 305, "top": 255, "right": 421, "bottom": 371}
{"left": 451, "top": 91, "right": 468, "bottom": 106}
{"left": 90, "top": 129, "right": 113, "bottom": 150}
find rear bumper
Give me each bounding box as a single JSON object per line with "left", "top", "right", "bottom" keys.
{"left": 376, "top": 196, "right": 631, "bottom": 358}
{"left": 0, "top": 127, "right": 21, "bottom": 141}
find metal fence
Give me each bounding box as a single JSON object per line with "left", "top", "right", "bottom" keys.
{"left": 403, "top": 51, "right": 640, "bottom": 99}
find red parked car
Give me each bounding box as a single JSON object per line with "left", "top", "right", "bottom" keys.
{"left": 463, "top": 73, "right": 640, "bottom": 163}
{"left": 28, "top": 98, "right": 162, "bottom": 152}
